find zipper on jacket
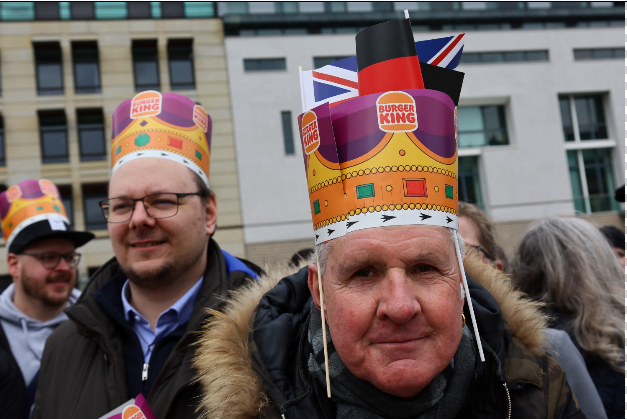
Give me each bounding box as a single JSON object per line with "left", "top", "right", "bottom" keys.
{"left": 503, "top": 383, "right": 511, "bottom": 419}
{"left": 142, "top": 363, "right": 149, "bottom": 381}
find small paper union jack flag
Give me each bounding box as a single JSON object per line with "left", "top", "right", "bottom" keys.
{"left": 299, "top": 33, "right": 465, "bottom": 112}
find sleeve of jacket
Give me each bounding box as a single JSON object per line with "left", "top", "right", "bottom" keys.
{"left": 546, "top": 354, "right": 588, "bottom": 419}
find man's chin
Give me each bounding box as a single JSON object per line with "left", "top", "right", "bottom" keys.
{"left": 123, "top": 262, "right": 177, "bottom": 290}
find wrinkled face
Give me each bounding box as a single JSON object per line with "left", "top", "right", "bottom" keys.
{"left": 310, "top": 225, "right": 463, "bottom": 398}
{"left": 12, "top": 238, "right": 77, "bottom": 308}
{"left": 108, "top": 158, "right": 216, "bottom": 289}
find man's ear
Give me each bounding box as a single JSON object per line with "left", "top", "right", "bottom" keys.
{"left": 7, "top": 254, "right": 20, "bottom": 280}
{"left": 494, "top": 259, "right": 504, "bottom": 272}
{"left": 204, "top": 194, "right": 218, "bottom": 236}
{"left": 308, "top": 263, "right": 321, "bottom": 310}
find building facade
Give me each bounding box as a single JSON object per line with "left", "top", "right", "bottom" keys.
{"left": 217, "top": 1, "right": 625, "bottom": 265}
{"left": 0, "top": 2, "right": 246, "bottom": 287}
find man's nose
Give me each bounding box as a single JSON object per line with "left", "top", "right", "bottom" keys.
{"left": 376, "top": 271, "right": 421, "bottom": 323}
{"left": 129, "top": 200, "right": 156, "bottom": 228}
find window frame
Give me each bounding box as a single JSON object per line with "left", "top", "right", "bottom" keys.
{"left": 38, "top": 110, "right": 69, "bottom": 164}
{"left": 167, "top": 38, "right": 195, "bottom": 90}
{"left": 33, "top": 41, "right": 64, "bottom": 95}
{"left": 82, "top": 183, "right": 109, "bottom": 230}
{"left": 71, "top": 40, "right": 102, "bottom": 94}
{"left": 76, "top": 108, "right": 107, "bottom": 162}
{"left": 457, "top": 104, "right": 509, "bottom": 148}
{"left": 132, "top": 39, "right": 160, "bottom": 91}
{"left": 281, "top": 111, "right": 295, "bottom": 155}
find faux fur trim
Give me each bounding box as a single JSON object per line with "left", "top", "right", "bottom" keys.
{"left": 194, "top": 255, "right": 548, "bottom": 417}
{"left": 193, "top": 262, "right": 297, "bottom": 419}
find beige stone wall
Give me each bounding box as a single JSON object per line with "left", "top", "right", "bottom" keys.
{"left": 0, "top": 19, "right": 244, "bottom": 283}
{"left": 245, "top": 238, "right": 315, "bottom": 268}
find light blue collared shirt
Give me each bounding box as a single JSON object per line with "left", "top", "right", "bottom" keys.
{"left": 122, "top": 276, "right": 203, "bottom": 363}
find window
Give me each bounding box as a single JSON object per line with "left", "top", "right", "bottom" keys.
{"left": 461, "top": 50, "right": 549, "bottom": 64}
{"left": 128, "top": 2, "right": 152, "bottom": 18}
{"left": 57, "top": 184, "right": 74, "bottom": 225}
{"left": 38, "top": 110, "right": 68, "bottom": 163}
{"left": 558, "top": 95, "right": 607, "bottom": 141}
{"left": 372, "top": 2, "right": 393, "bottom": 11}
{"left": 567, "top": 149, "right": 617, "bottom": 213}
{"left": 72, "top": 41, "right": 101, "bottom": 93}
{"left": 559, "top": 94, "right": 616, "bottom": 213}
{"left": 277, "top": 2, "right": 298, "bottom": 13}
{"left": 82, "top": 183, "right": 108, "bottom": 230}
{"left": 573, "top": 48, "right": 624, "bottom": 61}
{"left": 249, "top": 2, "right": 275, "bottom": 13}
{"left": 0, "top": 115, "right": 5, "bottom": 166}
{"left": 77, "top": 108, "right": 106, "bottom": 161}
{"left": 70, "top": 2, "right": 95, "bottom": 19}
{"left": 33, "top": 42, "right": 64, "bottom": 95}
{"left": 298, "top": 2, "right": 324, "bottom": 13}
{"left": 183, "top": 2, "right": 214, "bottom": 17}
{"left": 243, "top": 58, "right": 286, "bottom": 72}
{"left": 35, "top": 2, "right": 60, "bottom": 20}
{"left": 132, "top": 39, "right": 160, "bottom": 91}
{"left": 326, "top": 2, "right": 347, "bottom": 12}
{"left": 458, "top": 156, "right": 483, "bottom": 208}
{"left": 346, "top": 2, "right": 372, "bottom": 12}
{"left": 281, "top": 111, "right": 295, "bottom": 155}
{"left": 457, "top": 105, "right": 509, "bottom": 147}
{"left": 161, "top": 2, "right": 185, "bottom": 18}
{"left": 167, "top": 39, "right": 195, "bottom": 90}
{"left": 94, "top": 2, "right": 128, "bottom": 19}
{"left": 0, "top": 2, "right": 35, "bottom": 20}
{"left": 313, "top": 56, "right": 350, "bottom": 68}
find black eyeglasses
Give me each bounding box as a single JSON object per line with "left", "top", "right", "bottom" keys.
{"left": 467, "top": 245, "right": 495, "bottom": 262}
{"left": 100, "top": 192, "right": 204, "bottom": 223}
{"left": 19, "top": 251, "right": 82, "bottom": 269}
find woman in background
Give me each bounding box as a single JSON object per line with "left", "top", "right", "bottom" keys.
{"left": 512, "top": 217, "right": 625, "bottom": 419}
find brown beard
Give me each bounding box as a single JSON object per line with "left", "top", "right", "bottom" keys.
{"left": 21, "top": 269, "right": 75, "bottom": 308}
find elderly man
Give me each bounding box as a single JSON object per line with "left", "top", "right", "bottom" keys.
{"left": 195, "top": 19, "right": 585, "bottom": 418}
{"left": 0, "top": 179, "right": 94, "bottom": 418}
{"left": 33, "top": 92, "right": 260, "bottom": 418}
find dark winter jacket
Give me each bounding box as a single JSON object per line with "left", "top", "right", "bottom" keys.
{"left": 550, "top": 312, "right": 625, "bottom": 419}
{"left": 195, "top": 254, "right": 586, "bottom": 419}
{"left": 32, "top": 239, "right": 260, "bottom": 419}
{"left": 0, "top": 324, "right": 27, "bottom": 419}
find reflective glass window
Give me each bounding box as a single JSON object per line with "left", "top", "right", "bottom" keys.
{"left": 167, "top": 39, "right": 195, "bottom": 90}
{"left": 72, "top": 41, "right": 101, "bottom": 93}
{"left": 34, "top": 42, "right": 64, "bottom": 95}
{"left": 77, "top": 108, "right": 106, "bottom": 161}
{"left": 38, "top": 110, "right": 68, "bottom": 163}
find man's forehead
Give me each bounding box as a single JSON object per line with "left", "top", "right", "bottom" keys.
{"left": 109, "top": 159, "right": 197, "bottom": 194}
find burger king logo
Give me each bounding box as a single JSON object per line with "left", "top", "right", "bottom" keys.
{"left": 122, "top": 405, "right": 147, "bottom": 419}
{"left": 376, "top": 91, "right": 418, "bottom": 133}
{"left": 130, "top": 91, "right": 162, "bottom": 119}
{"left": 39, "top": 179, "right": 58, "bottom": 197}
{"left": 6, "top": 185, "right": 21, "bottom": 203}
{"left": 301, "top": 111, "right": 320, "bottom": 155}
{"left": 193, "top": 105, "right": 209, "bottom": 132}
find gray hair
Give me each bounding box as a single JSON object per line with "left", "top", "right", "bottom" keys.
{"left": 313, "top": 226, "right": 464, "bottom": 277}
{"left": 512, "top": 217, "right": 625, "bottom": 372}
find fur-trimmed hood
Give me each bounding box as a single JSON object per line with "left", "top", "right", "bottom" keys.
{"left": 194, "top": 254, "right": 549, "bottom": 419}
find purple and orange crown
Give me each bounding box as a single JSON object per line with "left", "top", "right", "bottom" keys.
{"left": 111, "top": 91, "right": 212, "bottom": 187}
{"left": 298, "top": 19, "right": 464, "bottom": 244}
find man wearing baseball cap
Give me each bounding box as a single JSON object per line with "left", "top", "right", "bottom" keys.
{"left": 0, "top": 179, "right": 94, "bottom": 418}
{"left": 33, "top": 92, "right": 260, "bottom": 419}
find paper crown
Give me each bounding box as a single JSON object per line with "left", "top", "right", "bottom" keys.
{"left": 0, "top": 179, "right": 94, "bottom": 253}
{"left": 298, "top": 19, "right": 464, "bottom": 244}
{"left": 111, "top": 91, "right": 212, "bottom": 187}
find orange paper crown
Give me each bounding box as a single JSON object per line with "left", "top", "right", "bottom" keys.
{"left": 111, "top": 91, "right": 212, "bottom": 187}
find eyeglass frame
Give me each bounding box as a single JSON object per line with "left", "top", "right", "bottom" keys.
{"left": 19, "top": 251, "right": 82, "bottom": 269}
{"left": 99, "top": 192, "right": 205, "bottom": 223}
{"left": 467, "top": 245, "right": 495, "bottom": 262}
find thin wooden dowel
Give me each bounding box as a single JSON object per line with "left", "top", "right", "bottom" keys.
{"left": 316, "top": 252, "right": 332, "bottom": 398}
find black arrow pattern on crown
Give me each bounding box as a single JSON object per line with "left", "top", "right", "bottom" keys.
{"left": 315, "top": 235, "right": 319, "bottom": 241}
{"left": 118, "top": 159, "right": 124, "bottom": 164}
{"left": 161, "top": 153, "right": 168, "bottom": 157}
{"left": 183, "top": 159, "right": 189, "bottom": 164}
{"left": 382, "top": 215, "right": 396, "bottom": 222}
{"left": 347, "top": 221, "right": 358, "bottom": 229}
{"left": 137, "top": 153, "right": 143, "bottom": 156}
{"left": 327, "top": 229, "right": 335, "bottom": 236}
{"left": 420, "top": 213, "right": 432, "bottom": 221}
{"left": 446, "top": 216, "right": 453, "bottom": 224}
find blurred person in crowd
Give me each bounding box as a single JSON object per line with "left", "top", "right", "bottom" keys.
{"left": 288, "top": 248, "right": 314, "bottom": 269}
{"left": 0, "top": 179, "right": 94, "bottom": 418}
{"left": 459, "top": 202, "right": 606, "bottom": 419}
{"left": 513, "top": 217, "right": 625, "bottom": 419}
{"left": 195, "top": 19, "right": 584, "bottom": 419}
{"left": 33, "top": 92, "right": 260, "bottom": 419}
{"left": 458, "top": 201, "right": 508, "bottom": 272}
{"left": 598, "top": 225, "right": 624, "bottom": 269}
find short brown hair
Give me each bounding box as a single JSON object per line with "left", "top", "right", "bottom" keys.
{"left": 458, "top": 202, "right": 508, "bottom": 272}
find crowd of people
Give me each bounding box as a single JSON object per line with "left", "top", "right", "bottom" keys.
{"left": 0, "top": 17, "right": 624, "bottom": 419}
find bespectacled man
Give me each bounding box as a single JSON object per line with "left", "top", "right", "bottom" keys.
{"left": 33, "top": 92, "right": 261, "bottom": 419}
{"left": 0, "top": 179, "right": 94, "bottom": 418}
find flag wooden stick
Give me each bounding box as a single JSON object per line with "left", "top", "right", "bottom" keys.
{"left": 316, "top": 252, "right": 332, "bottom": 398}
